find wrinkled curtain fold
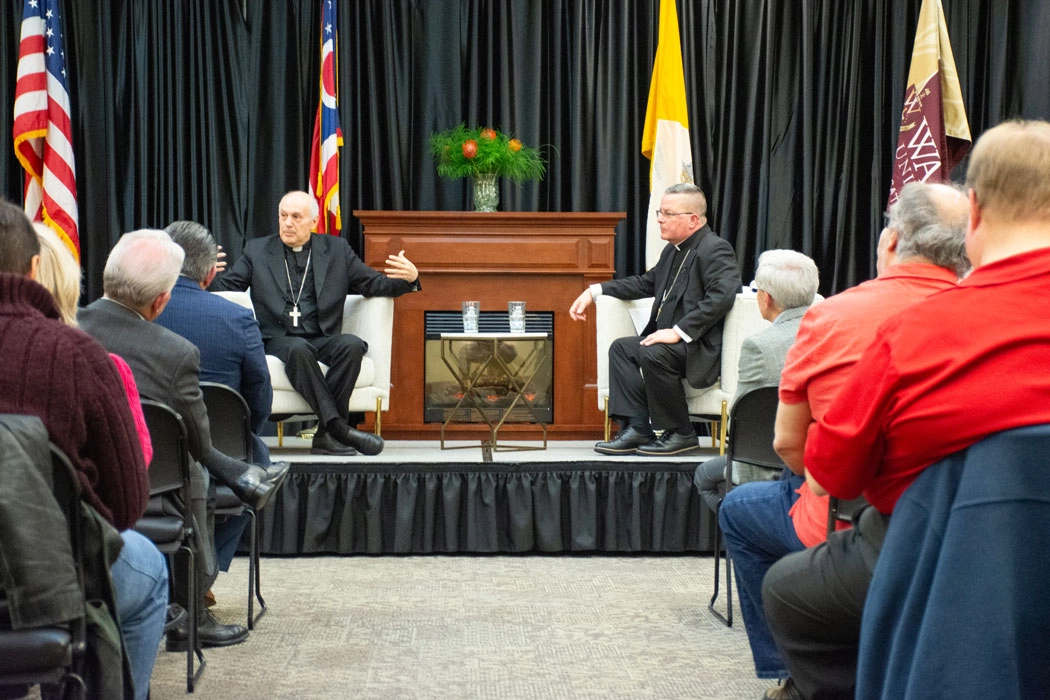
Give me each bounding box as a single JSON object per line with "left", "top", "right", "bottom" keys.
{"left": 2, "top": 0, "right": 1049, "bottom": 302}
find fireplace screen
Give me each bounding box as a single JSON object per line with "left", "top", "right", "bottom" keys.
{"left": 423, "top": 311, "right": 554, "bottom": 424}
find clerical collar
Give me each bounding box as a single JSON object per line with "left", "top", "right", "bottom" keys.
{"left": 673, "top": 228, "right": 703, "bottom": 252}
{"left": 286, "top": 240, "right": 312, "bottom": 254}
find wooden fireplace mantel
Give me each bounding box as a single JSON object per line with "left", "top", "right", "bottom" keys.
{"left": 355, "top": 210, "right": 623, "bottom": 440}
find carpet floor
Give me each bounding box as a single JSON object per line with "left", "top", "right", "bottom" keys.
{"left": 145, "top": 554, "right": 770, "bottom": 700}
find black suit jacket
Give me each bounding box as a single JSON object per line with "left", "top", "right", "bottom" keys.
{"left": 210, "top": 233, "right": 416, "bottom": 340}
{"left": 601, "top": 224, "right": 740, "bottom": 388}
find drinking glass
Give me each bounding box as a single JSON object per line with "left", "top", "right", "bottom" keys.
{"left": 462, "top": 301, "right": 480, "bottom": 333}
{"left": 508, "top": 301, "right": 526, "bottom": 333}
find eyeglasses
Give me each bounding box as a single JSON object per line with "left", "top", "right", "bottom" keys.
{"left": 749, "top": 280, "right": 765, "bottom": 294}
{"left": 655, "top": 210, "right": 695, "bottom": 218}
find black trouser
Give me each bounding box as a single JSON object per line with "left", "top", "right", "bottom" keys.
{"left": 265, "top": 334, "right": 367, "bottom": 426}
{"left": 761, "top": 506, "right": 890, "bottom": 700}
{"left": 608, "top": 335, "right": 690, "bottom": 433}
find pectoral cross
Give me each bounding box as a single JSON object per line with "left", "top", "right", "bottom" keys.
{"left": 289, "top": 305, "right": 301, "bottom": 327}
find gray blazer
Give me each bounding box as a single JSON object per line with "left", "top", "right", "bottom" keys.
{"left": 731, "top": 304, "right": 809, "bottom": 482}
{"left": 733, "top": 304, "right": 810, "bottom": 404}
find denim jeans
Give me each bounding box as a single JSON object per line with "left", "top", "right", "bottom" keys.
{"left": 111, "top": 530, "right": 169, "bottom": 700}
{"left": 718, "top": 474, "right": 805, "bottom": 679}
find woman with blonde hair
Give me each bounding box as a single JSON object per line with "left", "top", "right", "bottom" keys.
{"left": 34, "top": 223, "right": 152, "bottom": 464}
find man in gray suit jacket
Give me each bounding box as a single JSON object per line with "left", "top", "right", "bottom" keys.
{"left": 80, "top": 229, "right": 289, "bottom": 650}
{"left": 211, "top": 190, "right": 420, "bottom": 457}
{"left": 570, "top": 183, "right": 741, "bottom": 456}
{"left": 694, "top": 249, "right": 820, "bottom": 513}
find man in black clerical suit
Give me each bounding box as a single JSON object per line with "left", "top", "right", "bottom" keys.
{"left": 570, "top": 183, "right": 741, "bottom": 456}
{"left": 211, "top": 190, "right": 420, "bottom": 456}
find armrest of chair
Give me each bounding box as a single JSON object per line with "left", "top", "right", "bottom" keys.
{"left": 341, "top": 295, "right": 394, "bottom": 410}
{"left": 594, "top": 296, "right": 654, "bottom": 411}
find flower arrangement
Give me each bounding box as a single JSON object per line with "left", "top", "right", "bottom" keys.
{"left": 430, "top": 124, "right": 546, "bottom": 183}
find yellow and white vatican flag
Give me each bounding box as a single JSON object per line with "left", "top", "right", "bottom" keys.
{"left": 641, "top": 0, "right": 694, "bottom": 270}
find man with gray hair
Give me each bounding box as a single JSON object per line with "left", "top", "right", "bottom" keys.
{"left": 717, "top": 181, "right": 969, "bottom": 699}
{"left": 694, "top": 248, "right": 819, "bottom": 513}
{"left": 80, "top": 229, "right": 289, "bottom": 650}
{"left": 158, "top": 220, "right": 274, "bottom": 467}
{"left": 570, "top": 183, "right": 741, "bottom": 456}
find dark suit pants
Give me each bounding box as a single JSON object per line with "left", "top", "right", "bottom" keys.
{"left": 761, "top": 506, "right": 890, "bottom": 700}
{"left": 265, "top": 334, "right": 367, "bottom": 425}
{"left": 608, "top": 335, "right": 690, "bottom": 432}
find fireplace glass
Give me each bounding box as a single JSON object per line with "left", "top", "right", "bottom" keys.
{"left": 423, "top": 310, "right": 553, "bottom": 424}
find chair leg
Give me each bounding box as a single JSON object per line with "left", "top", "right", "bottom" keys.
{"left": 707, "top": 503, "right": 733, "bottom": 627}
{"left": 276, "top": 421, "right": 284, "bottom": 448}
{"left": 603, "top": 397, "right": 610, "bottom": 442}
{"left": 182, "top": 545, "right": 206, "bottom": 693}
{"left": 718, "top": 400, "right": 728, "bottom": 456}
{"left": 246, "top": 508, "right": 267, "bottom": 630}
{"left": 374, "top": 396, "right": 382, "bottom": 436}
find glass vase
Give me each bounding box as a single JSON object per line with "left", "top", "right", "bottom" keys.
{"left": 472, "top": 173, "right": 499, "bottom": 212}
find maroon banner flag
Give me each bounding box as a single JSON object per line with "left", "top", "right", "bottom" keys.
{"left": 888, "top": 0, "right": 971, "bottom": 208}
{"left": 12, "top": 0, "right": 80, "bottom": 258}
{"left": 308, "top": 0, "right": 343, "bottom": 235}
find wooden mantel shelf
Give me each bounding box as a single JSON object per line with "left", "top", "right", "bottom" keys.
{"left": 355, "top": 210, "right": 623, "bottom": 440}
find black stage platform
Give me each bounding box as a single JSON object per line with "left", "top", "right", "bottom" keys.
{"left": 256, "top": 439, "right": 720, "bottom": 555}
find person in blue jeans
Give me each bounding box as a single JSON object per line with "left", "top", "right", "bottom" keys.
{"left": 111, "top": 530, "right": 170, "bottom": 700}
{"left": 719, "top": 471, "right": 804, "bottom": 683}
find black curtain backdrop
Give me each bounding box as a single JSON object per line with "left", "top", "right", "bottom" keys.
{"left": 2, "top": 0, "right": 1049, "bottom": 303}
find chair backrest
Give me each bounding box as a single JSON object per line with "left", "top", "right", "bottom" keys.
{"left": 724, "top": 385, "right": 784, "bottom": 470}
{"left": 199, "top": 382, "right": 253, "bottom": 463}
{"left": 140, "top": 400, "right": 193, "bottom": 502}
{"left": 717, "top": 294, "right": 772, "bottom": 399}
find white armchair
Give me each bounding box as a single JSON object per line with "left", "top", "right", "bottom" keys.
{"left": 595, "top": 292, "right": 771, "bottom": 449}
{"left": 213, "top": 291, "right": 394, "bottom": 444}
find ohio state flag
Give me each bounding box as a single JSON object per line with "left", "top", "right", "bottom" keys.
{"left": 309, "top": 0, "right": 343, "bottom": 234}
{"left": 887, "top": 0, "right": 970, "bottom": 208}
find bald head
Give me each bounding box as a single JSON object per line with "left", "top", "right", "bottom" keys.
{"left": 278, "top": 191, "right": 319, "bottom": 249}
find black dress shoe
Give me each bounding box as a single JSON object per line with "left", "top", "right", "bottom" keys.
{"left": 325, "top": 420, "right": 385, "bottom": 456}
{"left": 229, "top": 466, "right": 278, "bottom": 510}
{"left": 342, "top": 427, "right": 385, "bottom": 456}
{"left": 166, "top": 608, "right": 249, "bottom": 651}
{"left": 594, "top": 426, "right": 656, "bottom": 455}
{"left": 636, "top": 430, "right": 701, "bottom": 456}
{"left": 262, "top": 461, "right": 290, "bottom": 489}
{"left": 311, "top": 430, "right": 358, "bottom": 456}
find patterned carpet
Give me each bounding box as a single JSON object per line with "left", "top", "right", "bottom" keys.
{"left": 147, "top": 554, "right": 771, "bottom": 700}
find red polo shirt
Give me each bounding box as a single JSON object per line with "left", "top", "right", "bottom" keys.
{"left": 806, "top": 247, "right": 1050, "bottom": 514}
{"left": 779, "top": 263, "right": 958, "bottom": 546}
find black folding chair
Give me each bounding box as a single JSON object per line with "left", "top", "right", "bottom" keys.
{"left": 199, "top": 382, "right": 267, "bottom": 629}
{"left": 708, "top": 385, "right": 785, "bottom": 627}
{"left": 827, "top": 495, "right": 870, "bottom": 537}
{"left": 134, "top": 400, "right": 205, "bottom": 692}
{"left": 0, "top": 430, "right": 88, "bottom": 700}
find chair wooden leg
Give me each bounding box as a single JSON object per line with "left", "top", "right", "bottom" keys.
{"left": 718, "top": 400, "right": 728, "bottom": 456}
{"left": 276, "top": 421, "right": 284, "bottom": 447}
{"left": 374, "top": 397, "right": 382, "bottom": 436}
{"left": 604, "top": 397, "right": 610, "bottom": 442}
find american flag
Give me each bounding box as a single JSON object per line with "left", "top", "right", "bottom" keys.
{"left": 12, "top": 0, "right": 80, "bottom": 258}
{"left": 309, "top": 0, "right": 343, "bottom": 235}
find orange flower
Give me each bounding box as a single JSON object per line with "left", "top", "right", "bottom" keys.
{"left": 462, "top": 140, "right": 478, "bottom": 158}
{"left": 480, "top": 128, "right": 497, "bottom": 140}
{"left": 508, "top": 138, "right": 522, "bottom": 152}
